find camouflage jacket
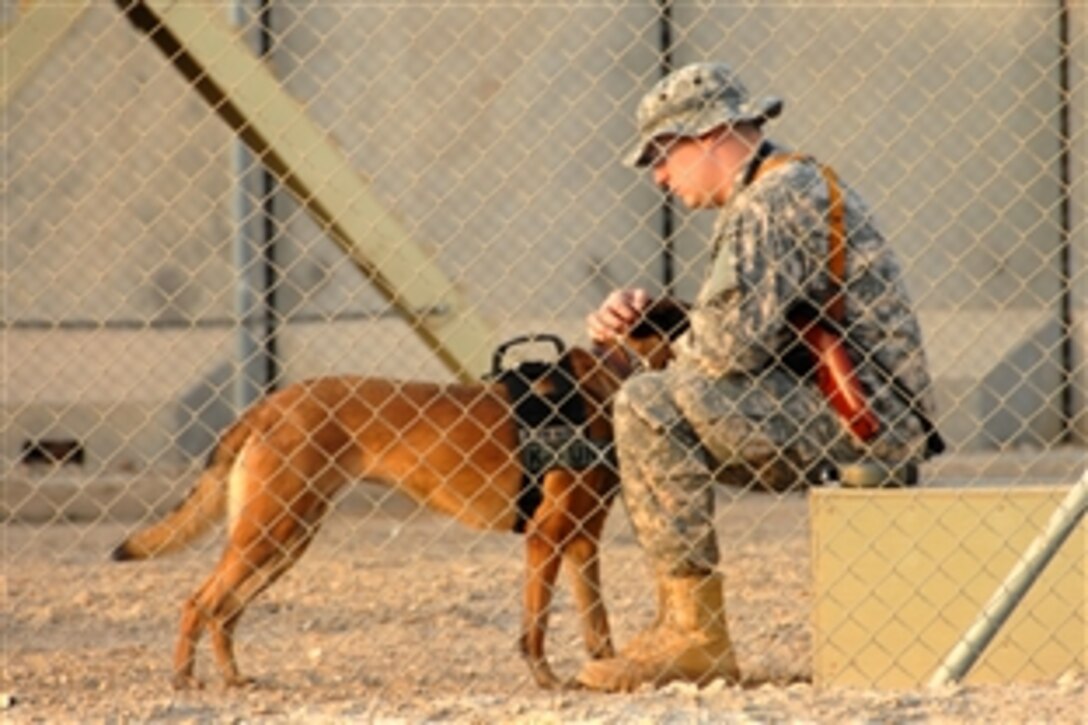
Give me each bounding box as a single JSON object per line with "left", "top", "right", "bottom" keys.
{"left": 673, "top": 140, "right": 938, "bottom": 456}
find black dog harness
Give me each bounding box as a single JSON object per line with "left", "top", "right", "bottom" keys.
{"left": 488, "top": 335, "right": 615, "bottom": 533}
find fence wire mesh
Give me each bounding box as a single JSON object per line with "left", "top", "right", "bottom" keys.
{"left": 2, "top": 1, "right": 1085, "bottom": 718}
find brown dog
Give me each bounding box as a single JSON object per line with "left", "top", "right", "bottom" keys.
{"left": 111, "top": 303, "right": 687, "bottom": 691}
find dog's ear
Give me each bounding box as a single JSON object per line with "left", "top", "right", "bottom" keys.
{"left": 566, "top": 347, "right": 624, "bottom": 406}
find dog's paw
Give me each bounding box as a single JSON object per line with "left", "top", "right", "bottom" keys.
{"left": 529, "top": 665, "right": 563, "bottom": 690}
{"left": 589, "top": 642, "right": 616, "bottom": 660}
{"left": 222, "top": 675, "right": 257, "bottom": 689}
{"left": 560, "top": 677, "right": 588, "bottom": 691}
{"left": 171, "top": 674, "right": 205, "bottom": 691}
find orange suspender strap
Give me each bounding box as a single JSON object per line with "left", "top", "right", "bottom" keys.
{"left": 753, "top": 154, "right": 882, "bottom": 442}
{"left": 752, "top": 154, "right": 847, "bottom": 325}
{"left": 750, "top": 153, "right": 947, "bottom": 452}
{"left": 822, "top": 165, "right": 847, "bottom": 324}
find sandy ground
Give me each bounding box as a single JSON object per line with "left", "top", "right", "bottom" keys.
{"left": 3, "top": 489, "right": 1084, "bottom": 723}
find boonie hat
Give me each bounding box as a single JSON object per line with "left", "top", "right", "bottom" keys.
{"left": 625, "top": 61, "right": 783, "bottom": 168}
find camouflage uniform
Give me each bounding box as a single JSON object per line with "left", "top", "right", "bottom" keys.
{"left": 616, "top": 63, "right": 938, "bottom": 576}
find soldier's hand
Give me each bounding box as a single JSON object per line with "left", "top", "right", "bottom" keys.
{"left": 587, "top": 288, "right": 652, "bottom": 344}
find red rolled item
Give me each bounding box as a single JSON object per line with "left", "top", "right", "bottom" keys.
{"left": 802, "top": 323, "right": 880, "bottom": 441}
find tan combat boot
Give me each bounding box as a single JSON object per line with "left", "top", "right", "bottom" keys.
{"left": 576, "top": 572, "right": 741, "bottom": 692}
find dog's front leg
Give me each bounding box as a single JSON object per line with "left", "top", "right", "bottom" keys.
{"left": 563, "top": 533, "right": 614, "bottom": 662}
{"left": 520, "top": 528, "right": 563, "bottom": 689}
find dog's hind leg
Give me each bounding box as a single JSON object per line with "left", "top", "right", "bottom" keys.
{"left": 173, "top": 587, "right": 211, "bottom": 690}
{"left": 173, "top": 545, "right": 281, "bottom": 690}
{"left": 171, "top": 544, "right": 282, "bottom": 689}
{"left": 174, "top": 437, "right": 334, "bottom": 689}
{"left": 174, "top": 510, "right": 321, "bottom": 689}
{"left": 208, "top": 543, "right": 304, "bottom": 687}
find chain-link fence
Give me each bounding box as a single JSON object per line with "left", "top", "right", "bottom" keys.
{"left": 3, "top": 1, "right": 1085, "bottom": 720}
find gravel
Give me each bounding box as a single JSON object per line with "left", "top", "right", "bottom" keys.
{"left": 4, "top": 491, "right": 1083, "bottom": 722}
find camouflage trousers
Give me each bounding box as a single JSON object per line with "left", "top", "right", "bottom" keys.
{"left": 614, "top": 363, "right": 852, "bottom": 577}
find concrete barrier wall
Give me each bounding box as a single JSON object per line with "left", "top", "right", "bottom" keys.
{"left": 3, "top": 3, "right": 1084, "bottom": 468}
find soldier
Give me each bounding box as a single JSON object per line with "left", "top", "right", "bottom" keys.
{"left": 580, "top": 62, "right": 939, "bottom": 691}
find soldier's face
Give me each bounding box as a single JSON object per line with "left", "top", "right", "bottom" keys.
{"left": 650, "top": 134, "right": 735, "bottom": 209}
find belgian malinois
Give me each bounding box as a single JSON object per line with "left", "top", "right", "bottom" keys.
{"left": 112, "top": 303, "right": 687, "bottom": 690}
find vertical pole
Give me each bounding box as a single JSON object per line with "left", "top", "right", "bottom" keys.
{"left": 230, "top": 0, "right": 279, "bottom": 410}
{"left": 229, "top": 0, "right": 261, "bottom": 411}
{"left": 1056, "top": 0, "right": 1074, "bottom": 443}
{"left": 257, "top": 0, "right": 281, "bottom": 393}
{"left": 657, "top": 0, "right": 675, "bottom": 297}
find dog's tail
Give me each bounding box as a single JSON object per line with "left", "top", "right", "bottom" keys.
{"left": 111, "top": 413, "right": 257, "bottom": 562}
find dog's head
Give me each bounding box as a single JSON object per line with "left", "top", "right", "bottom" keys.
{"left": 506, "top": 299, "right": 689, "bottom": 440}
{"left": 623, "top": 297, "right": 690, "bottom": 370}
{"left": 560, "top": 298, "right": 691, "bottom": 422}
{"left": 584, "top": 297, "right": 690, "bottom": 386}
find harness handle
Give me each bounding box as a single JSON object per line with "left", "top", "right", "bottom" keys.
{"left": 489, "top": 334, "right": 566, "bottom": 377}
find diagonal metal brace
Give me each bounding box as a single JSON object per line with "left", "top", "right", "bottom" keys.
{"left": 1, "top": 1, "right": 89, "bottom": 109}
{"left": 114, "top": 0, "right": 495, "bottom": 381}
{"left": 928, "top": 470, "right": 1088, "bottom": 687}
